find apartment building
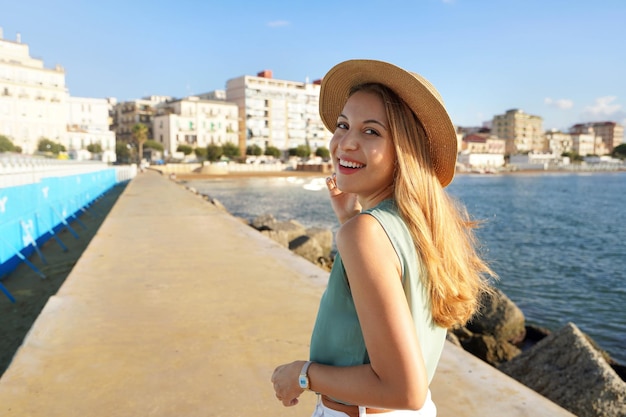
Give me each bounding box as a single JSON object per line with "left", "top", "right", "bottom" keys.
{"left": 570, "top": 122, "right": 624, "bottom": 154}
{"left": 152, "top": 96, "right": 239, "bottom": 157}
{"left": 491, "top": 109, "right": 545, "bottom": 154}
{"left": 461, "top": 133, "right": 505, "bottom": 154}
{"left": 226, "top": 70, "right": 331, "bottom": 155}
{"left": 0, "top": 31, "right": 68, "bottom": 154}
{"left": 110, "top": 96, "right": 170, "bottom": 144}
{"left": 67, "top": 96, "right": 116, "bottom": 162}
{"left": 545, "top": 130, "right": 573, "bottom": 156}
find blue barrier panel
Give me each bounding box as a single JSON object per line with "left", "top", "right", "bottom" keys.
{"left": 0, "top": 168, "right": 119, "bottom": 290}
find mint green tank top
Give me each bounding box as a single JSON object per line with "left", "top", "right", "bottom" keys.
{"left": 309, "top": 199, "right": 446, "bottom": 383}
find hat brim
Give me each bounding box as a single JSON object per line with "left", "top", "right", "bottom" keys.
{"left": 319, "top": 59, "right": 457, "bottom": 187}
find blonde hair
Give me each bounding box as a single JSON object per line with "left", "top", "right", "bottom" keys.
{"left": 351, "top": 83, "right": 496, "bottom": 328}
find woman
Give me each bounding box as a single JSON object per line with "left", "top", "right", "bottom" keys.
{"left": 272, "top": 59, "right": 494, "bottom": 416}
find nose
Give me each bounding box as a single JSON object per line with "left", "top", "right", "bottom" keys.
{"left": 333, "top": 128, "right": 357, "bottom": 152}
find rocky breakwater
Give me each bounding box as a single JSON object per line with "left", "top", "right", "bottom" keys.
{"left": 449, "top": 288, "right": 626, "bottom": 417}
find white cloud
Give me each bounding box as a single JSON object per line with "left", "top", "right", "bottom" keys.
{"left": 267, "top": 20, "right": 290, "bottom": 28}
{"left": 583, "top": 96, "right": 621, "bottom": 116}
{"left": 544, "top": 97, "right": 574, "bottom": 109}
{"left": 580, "top": 96, "right": 626, "bottom": 124}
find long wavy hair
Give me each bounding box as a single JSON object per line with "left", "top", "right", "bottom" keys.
{"left": 350, "top": 83, "right": 496, "bottom": 328}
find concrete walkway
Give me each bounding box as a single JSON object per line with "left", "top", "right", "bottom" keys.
{"left": 0, "top": 171, "right": 574, "bottom": 417}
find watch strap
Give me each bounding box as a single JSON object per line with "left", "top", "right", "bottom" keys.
{"left": 298, "top": 361, "right": 312, "bottom": 389}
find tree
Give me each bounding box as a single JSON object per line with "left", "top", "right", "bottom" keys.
{"left": 86, "top": 143, "right": 103, "bottom": 154}
{"left": 116, "top": 142, "right": 131, "bottom": 163}
{"left": 295, "top": 144, "right": 311, "bottom": 158}
{"left": 222, "top": 141, "right": 241, "bottom": 159}
{"left": 611, "top": 143, "right": 626, "bottom": 160}
{"left": 246, "top": 144, "right": 263, "bottom": 156}
{"left": 315, "top": 146, "right": 330, "bottom": 160}
{"left": 177, "top": 144, "right": 193, "bottom": 155}
{"left": 37, "top": 138, "right": 65, "bottom": 155}
{"left": 144, "top": 140, "right": 164, "bottom": 152}
{"left": 131, "top": 123, "right": 149, "bottom": 164}
{"left": 264, "top": 145, "right": 282, "bottom": 159}
{"left": 194, "top": 147, "right": 208, "bottom": 160}
{"left": 0, "top": 135, "right": 16, "bottom": 153}
{"left": 206, "top": 144, "right": 223, "bottom": 162}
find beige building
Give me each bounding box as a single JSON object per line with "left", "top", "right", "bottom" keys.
{"left": 491, "top": 109, "right": 545, "bottom": 154}
{"left": 226, "top": 70, "right": 331, "bottom": 155}
{"left": 570, "top": 122, "right": 624, "bottom": 154}
{"left": 67, "top": 96, "right": 116, "bottom": 162}
{"left": 461, "top": 133, "right": 505, "bottom": 154}
{"left": 110, "top": 96, "right": 170, "bottom": 144}
{"left": 545, "top": 130, "right": 573, "bottom": 156}
{"left": 0, "top": 31, "right": 68, "bottom": 154}
{"left": 152, "top": 96, "right": 238, "bottom": 158}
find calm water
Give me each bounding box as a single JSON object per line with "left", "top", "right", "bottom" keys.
{"left": 190, "top": 172, "right": 626, "bottom": 364}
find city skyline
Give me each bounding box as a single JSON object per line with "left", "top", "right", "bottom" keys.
{"left": 2, "top": 0, "right": 626, "bottom": 134}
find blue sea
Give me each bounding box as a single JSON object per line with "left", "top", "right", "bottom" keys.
{"left": 189, "top": 172, "right": 626, "bottom": 364}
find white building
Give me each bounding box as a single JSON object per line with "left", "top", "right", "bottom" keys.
{"left": 0, "top": 29, "right": 116, "bottom": 160}
{"left": 152, "top": 96, "right": 239, "bottom": 158}
{"left": 226, "top": 70, "right": 331, "bottom": 155}
{"left": 0, "top": 31, "right": 68, "bottom": 154}
{"left": 67, "top": 97, "right": 116, "bottom": 162}
{"left": 571, "top": 132, "right": 596, "bottom": 156}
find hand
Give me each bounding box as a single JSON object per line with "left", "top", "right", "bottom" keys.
{"left": 326, "top": 174, "right": 361, "bottom": 224}
{"left": 271, "top": 361, "right": 306, "bottom": 407}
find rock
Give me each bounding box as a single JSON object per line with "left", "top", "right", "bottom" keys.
{"left": 467, "top": 287, "right": 526, "bottom": 344}
{"left": 305, "top": 227, "right": 333, "bottom": 258}
{"left": 209, "top": 197, "right": 227, "bottom": 212}
{"left": 274, "top": 220, "right": 307, "bottom": 242}
{"left": 459, "top": 333, "right": 521, "bottom": 365}
{"left": 446, "top": 331, "right": 461, "bottom": 347}
{"left": 498, "top": 322, "right": 626, "bottom": 417}
{"left": 251, "top": 214, "right": 277, "bottom": 231}
{"left": 289, "top": 235, "right": 324, "bottom": 265}
{"left": 260, "top": 230, "right": 289, "bottom": 248}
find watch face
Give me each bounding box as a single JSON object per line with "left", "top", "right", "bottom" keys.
{"left": 299, "top": 375, "right": 308, "bottom": 388}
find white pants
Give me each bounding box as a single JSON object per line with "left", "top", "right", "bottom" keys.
{"left": 311, "top": 391, "right": 436, "bottom": 417}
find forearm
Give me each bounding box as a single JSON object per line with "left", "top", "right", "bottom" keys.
{"left": 307, "top": 362, "right": 427, "bottom": 410}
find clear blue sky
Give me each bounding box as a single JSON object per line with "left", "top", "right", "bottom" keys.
{"left": 2, "top": 0, "right": 625, "bottom": 132}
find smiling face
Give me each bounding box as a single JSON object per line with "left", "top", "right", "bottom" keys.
{"left": 329, "top": 89, "right": 397, "bottom": 209}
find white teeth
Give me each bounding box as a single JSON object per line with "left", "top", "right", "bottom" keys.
{"left": 339, "top": 159, "right": 364, "bottom": 169}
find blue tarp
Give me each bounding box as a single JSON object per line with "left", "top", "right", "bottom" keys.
{"left": 0, "top": 168, "right": 118, "bottom": 279}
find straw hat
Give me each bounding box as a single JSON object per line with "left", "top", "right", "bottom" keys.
{"left": 319, "top": 59, "right": 458, "bottom": 187}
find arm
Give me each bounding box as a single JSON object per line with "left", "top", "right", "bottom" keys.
{"left": 272, "top": 214, "right": 429, "bottom": 410}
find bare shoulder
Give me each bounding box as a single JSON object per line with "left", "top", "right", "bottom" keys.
{"left": 336, "top": 213, "right": 395, "bottom": 263}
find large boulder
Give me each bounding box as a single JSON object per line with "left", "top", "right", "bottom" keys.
{"left": 467, "top": 287, "right": 526, "bottom": 344}
{"left": 289, "top": 235, "right": 324, "bottom": 265}
{"left": 460, "top": 333, "right": 521, "bottom": 365}
{"left": 498, "top": 322, "right": 626, "bottom": 417}
{"left": 274, "top": 220, "right": 307, "bottom": 242}
{"left": 305, "top": 227, "right": 333, "bottom": 258}
{"left": 260, "top": 230, "right": 289, "bottom": 248}
{"left": 251, "top": 213, "right": 277, "bottom": 231}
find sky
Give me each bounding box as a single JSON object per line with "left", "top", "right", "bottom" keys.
{"left": 2, "top": 0, "right": 626, "bottom": 132}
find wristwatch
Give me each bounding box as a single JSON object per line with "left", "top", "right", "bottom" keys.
{"left": 298, "top": 361, "right": 312, "bottom": 390}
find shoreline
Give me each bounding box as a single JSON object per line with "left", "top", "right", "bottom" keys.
{"left": 171, "top": 167, "right": 625, "bottom": 181}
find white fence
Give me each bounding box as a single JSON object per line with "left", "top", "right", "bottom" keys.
{"left": 0, "top": 155, "right": 136, "bottom": 188}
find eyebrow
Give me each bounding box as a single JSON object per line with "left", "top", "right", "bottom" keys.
{"left": 338, "top": 114, "right": 388, "bottom": 131}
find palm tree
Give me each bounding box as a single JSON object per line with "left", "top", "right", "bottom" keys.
{"left": 131, "top": 123, "right": 149, "bottom": 165}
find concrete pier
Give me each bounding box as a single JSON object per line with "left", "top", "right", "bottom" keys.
{"left": 0, "top": 171, "right": 575, "bottom": 416}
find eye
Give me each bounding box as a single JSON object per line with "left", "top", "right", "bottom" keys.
{"left": 336, "top": 121, "right": 348, "bottom": 130}
{"left": 364, "top": 128, "right": 380, "bottom": 136}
